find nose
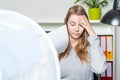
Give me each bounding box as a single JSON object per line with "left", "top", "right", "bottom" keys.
{"left": 75, "top": 25, "right": 79, "bottom": 32}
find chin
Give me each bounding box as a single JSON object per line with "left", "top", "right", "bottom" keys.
{"left": 73, "top": 36, "right": 80, "bottom": 39}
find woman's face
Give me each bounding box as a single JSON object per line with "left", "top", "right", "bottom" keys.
{"left": 67, "top": 14, "right": 85, "bottom": 40}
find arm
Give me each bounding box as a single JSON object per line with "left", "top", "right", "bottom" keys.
{"left": 79, "top": 15, "right": 106, "bottom": 74}
{"left": 87, "top": 34, "right": 107, "bottom": 74}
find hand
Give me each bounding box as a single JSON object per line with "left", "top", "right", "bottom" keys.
{"left": 79, "top": 15, "right": 95, "bottom": 36}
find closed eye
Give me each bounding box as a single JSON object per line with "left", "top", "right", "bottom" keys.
{"left": 70, "top": 22, "right": 76, "bottom": 26}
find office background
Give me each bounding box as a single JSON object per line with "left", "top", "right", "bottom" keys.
{"left": 0, "top": 0, "right": 120, "bottom": 80}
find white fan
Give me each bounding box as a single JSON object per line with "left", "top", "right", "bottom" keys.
{"left": 0, "top": 67, "right": 2, "bottom": 80}
{"left": 0, "top": 10, "right": 60, "bottom": 80}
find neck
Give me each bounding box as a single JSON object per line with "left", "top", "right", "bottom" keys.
{"left": 70, "top": 37, "right": 79, "bottom": 48}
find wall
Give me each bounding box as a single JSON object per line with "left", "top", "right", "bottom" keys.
{"left": 0, "top": 0, "right": 114, "bottom": 23}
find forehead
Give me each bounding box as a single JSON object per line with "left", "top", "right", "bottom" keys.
{"left": 69, "top": 14, "right": 83, "bottom": 21}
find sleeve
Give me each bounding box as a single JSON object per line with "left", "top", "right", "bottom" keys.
{"left": 87, "top": 34, "right": 107, "bottom": 74}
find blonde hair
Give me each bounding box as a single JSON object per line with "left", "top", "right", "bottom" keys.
{"left": 59, "top": 5, "right": 89, "bottom": 62}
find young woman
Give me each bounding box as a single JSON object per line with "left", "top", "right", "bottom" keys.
{"left": 59, "top": 5, "right": 107, "bottom": 80}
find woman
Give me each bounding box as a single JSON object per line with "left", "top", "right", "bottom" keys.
{"left": 59, "top": 5, "right": 106, "bottom": 80}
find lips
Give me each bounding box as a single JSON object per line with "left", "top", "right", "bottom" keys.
{"left": 73, "top": 32, "right": 80, "bottom": 35}
{"left": 72, "top": 33, "right": 80, "bottom": 37}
